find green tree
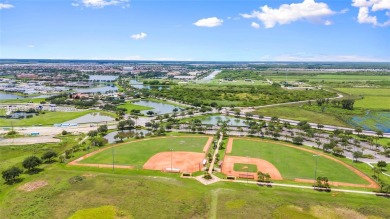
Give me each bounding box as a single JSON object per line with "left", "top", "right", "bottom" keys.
{"left": 41, "top": 151, "right": 58, "bottom": 163}
{"left": 292, "top": 136, "right": 304, "bottom": 145}
{"left": 22, "top": 156, "right": 42, "bottom": 171}
{"left": 353, "top": 151, "right": 363, "bottom": 162}
{"left": 97, "top": 125, "right": 108, "bottom": 134}
{"left": 87, "top": 130, "right": 98, "bottom": 137}
{"left": 2, "top": 166, "right": 23, "bottom": 184}
{"left": 377, "top": 160, "right": 387, "bottom": 171}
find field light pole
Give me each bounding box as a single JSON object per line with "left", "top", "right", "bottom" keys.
{"left": 313, "top": 155, "right": 320, "bottom": 182}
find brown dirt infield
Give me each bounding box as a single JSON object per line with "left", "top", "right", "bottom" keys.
{"left": 225, "top": 138, "right": 379, "bottom": 189}
{"left": 222, "top": 155, "right": 283, "bottom": 180}
{"left": 203, "top": 137, "right": 214, "bottom": 152}
{"left": 226, "top": 138, "right": 234, "bottom": 153}
{"left": 143, "top": 151, "right": 204, "bottom": 173}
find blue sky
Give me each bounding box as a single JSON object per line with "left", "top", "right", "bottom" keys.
{"left": 0, "top": 0, "right": 389, "bottom": 61}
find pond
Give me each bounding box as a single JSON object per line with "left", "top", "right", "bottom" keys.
{"left": 104, "top": 130, "right": 150, "bottom": 143}
{"left": 89, "top": 75, "right": 118, "bottom": 81}
{"left": 74, "top": 85, "right": 118, "bottom": 93}
{"left": 0, "top": 92, "right": 26, "bottom": 100}
{"left": 134, "top": 100, "right": 179, "bottom": 115}
{"left": 64, "top": 112, "right": 115, "bottom": 124}
{"left": 7, "top": 112, "right": 36, "bottom": 119}
{"left": 200, "top": 115, "right": 247, "bottom": 126}
{"left": 348, "top": 111, "right": 390, "bottom": 133}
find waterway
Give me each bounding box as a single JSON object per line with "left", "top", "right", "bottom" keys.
{"left": 198, "top": 70, "right": 221, "bottom": 82}
{"left": 89, "top": 75, "right": 118, "bottom": 81}
{"left": 200, "top": 115, "right": 247, "bottom": 126}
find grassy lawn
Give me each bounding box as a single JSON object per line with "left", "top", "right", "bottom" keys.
{"left": 229, "top": 139, "right": 368, "bottom": 184}
{"left": 1, "top": 164, "right": 389, "bottom": 218}
{"left": 0, "top": 110, "right": 104, "bottom": 126}
{"left": 335, "top": 88, "right": 390, "bottom": 110}
{"left": 0, "top": 97, "right": 46, "bottom": 104}
{"left": 80, "top": 137, "right": 209, "bottom": 166}
{"left": 255, "top": 105, "right": 351, "bottom": 127}
{"left": 268, "top": 74, "right": 390, "bottom": 82}
{"left": 233, "top": 163, "right": 257, "bottom": 173}
{"left": 117, "top": 101, "right": 153, "bottom": 112}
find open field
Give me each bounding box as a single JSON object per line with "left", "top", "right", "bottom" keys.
{"left": 0, "top": 110, "right": 115, "bottom": 126}
{"left": 227, "top": 138, "right": 370, "bottom": 185}
{"left": 1, "top": 165, "right": 390, "bottom": 218}
{"left": 335, "top": 88, "right": 390, "bottom": 110}
{"left": 0, "top": 97, "right": 46, "bottom": 104}
{"left": 267, "top": 74, "right": 390, "bottom": 82}
{"left": 79, "top": 136, "right": 211, "bottom": 168}
{"left": 255, "top": 105, "right": 351, "bottom": 127}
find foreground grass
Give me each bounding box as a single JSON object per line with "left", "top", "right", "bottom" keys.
{"left": 0, "top": 110, "right": 103, "bottom": 126}
{"left": 1, "top": 164, "right": 390, "bottom": 219}
{"left": 229, "top": 139, "right": 368, "bottom": 184}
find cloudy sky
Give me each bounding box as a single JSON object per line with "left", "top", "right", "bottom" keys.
{"left": 1, "top": 0, "right": 389, "bottom": 61}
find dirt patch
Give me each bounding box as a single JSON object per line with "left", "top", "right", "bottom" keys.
{"left": 18, "top": 180, "right": 48, "bottom": 192}
{"left": 143, "top": 151, "right": 205, "bottom": 173}
{"left": 226, "top": 138, "right": 234, "bottom": 153}
{"left": 294, "top": 178, "right": 374, "bottom": 189}
{"left": 222, "top": 155, "right": 283, "bottom": 180}
{"left": 203, "top": 137, "right": 214, "bottom": 152}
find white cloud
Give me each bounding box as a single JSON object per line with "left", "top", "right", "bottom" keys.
{"left": 352, "top": 0, "right": 390, "bottom": 26}
{"left": 73, "top": 0, "right": 129, "bottom": 8}
{"left": 0, "top": 3, "right": 14, "bottom": 9}
{"left": 251, "top": 22, "right": 260, "bottom": 29}
{"left": 324, "top": 20, "right": 333, "bottom": 25}
{"left": 27, "top": 45, "right": 35, "bottom": 48}
{"left": 241, "top": 0, "right": 335, "bottom": 28}
{"left": 130, "top": 32, "right": 147, "bottom": 40}
{"left": 193, "top": 17, "right": 223, "bottom": 27}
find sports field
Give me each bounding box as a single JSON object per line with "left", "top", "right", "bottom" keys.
{"left": 225, "top": 138, "right": 375, "bottom": 186}
{"left": 76, "top": 136, "right": 212, "bottom": 172}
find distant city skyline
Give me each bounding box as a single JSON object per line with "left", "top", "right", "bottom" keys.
{"left": 1, "top": 0, "right": 389, "bottom": 62}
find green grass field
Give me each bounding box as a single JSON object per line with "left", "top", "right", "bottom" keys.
{"left": 233, "top": 163, "right": 257, "bottom": 173}
{"left": 0, "top": 97, "right": 46, "bottom": 104}
{"left": 229, "top": 139, "right": 367, "bottom": 184}
{"left": 267, "top": 74, "right": 390, "bottom": 82}
{"left": 255, "top": 105, "right": 351, "bottom": 127}
{"left": 0, "top": 110, "right": 112, "bottom": 126}
{"left": 80, "top": 137, "right": 209, "bottom": 166}
{"left": 335, "top": 88, "right": 390, "bottom": 110}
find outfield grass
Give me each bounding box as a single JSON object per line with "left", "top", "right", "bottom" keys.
{"left": 0, "top": 110, "right": 109, "bottom": 126}
{"left": 80, "top": 137, "right": 209, "bottom": 166}
{"left": 233, "top": 163, "right": 257, "bottom": 173}
{"left": 229, "top": 139, "right": 368, "bottom": 184}
{"left": 117, "top": 101, "right": 153, "bottom": 112}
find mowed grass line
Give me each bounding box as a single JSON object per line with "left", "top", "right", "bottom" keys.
{"left": 229, "top": 139, "right": 367, "bottom": 184}
{"left": 80, "top": 137, "right": 209, "bottom": 166}
{"left": 0, "top": 110, "right": 102, "bottom": 126}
